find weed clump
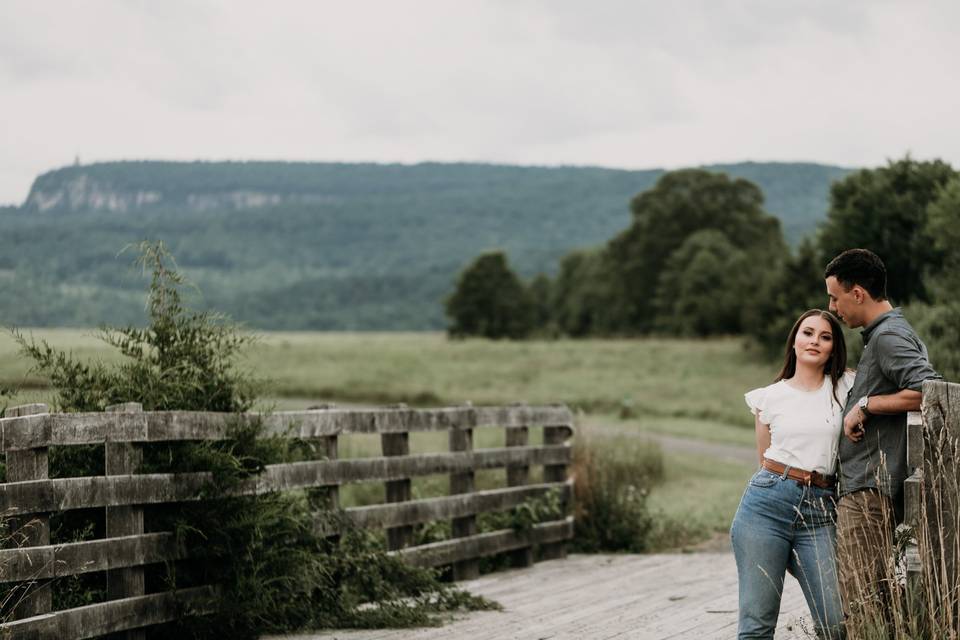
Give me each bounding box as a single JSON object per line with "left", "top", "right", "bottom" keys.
{"left": 570, "top": 434, "right": 663, "bottom": 553}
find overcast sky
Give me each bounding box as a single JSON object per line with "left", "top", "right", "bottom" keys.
{"left": 1, "top": 0, "right": 958, "bottom": 205}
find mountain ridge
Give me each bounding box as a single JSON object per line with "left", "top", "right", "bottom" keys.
{"left": 3, "top": 160, "right": 853, "bottom": 329}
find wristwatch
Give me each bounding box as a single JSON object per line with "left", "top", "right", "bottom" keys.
{"left": 858, "top": 395, "right": 871, "bottom": 417}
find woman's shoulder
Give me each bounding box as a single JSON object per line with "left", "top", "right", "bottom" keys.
{"left": 841, "top": 369, "right": 857, "bottom": 390}
{"left": 744, "top": 380, "right": 788, "bottom": 422}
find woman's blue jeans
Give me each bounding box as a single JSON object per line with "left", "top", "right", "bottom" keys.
{"left": 730, "top": 468, "right": 844, "bottom": 639}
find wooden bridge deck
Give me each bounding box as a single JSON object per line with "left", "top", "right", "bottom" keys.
{"left": 268, "top": 552, "right": 813, "bottom": 640}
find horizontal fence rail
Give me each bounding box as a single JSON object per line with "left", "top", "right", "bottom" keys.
{"left": 0, "top": 403, "right": 575, "bottom": 640}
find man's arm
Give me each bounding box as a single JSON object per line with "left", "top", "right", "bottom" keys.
{"left": 843, "top": 330, "right": 939, "bottom": 442}
{"left": 843, "top": 389, "right": 921, "bottom": 442}
{"left": 864, "top": 388, "right": 922, "bottom": 414}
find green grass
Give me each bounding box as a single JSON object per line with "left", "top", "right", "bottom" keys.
{"left": 0, "top": 330, "right": 776, "bottom": 427}
{"left": 647, "top": 451, "right": 754, "bottom": 545}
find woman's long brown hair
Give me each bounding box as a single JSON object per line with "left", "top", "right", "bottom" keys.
{"left": 775, "top": 309, "right": 848, "bottom": 408}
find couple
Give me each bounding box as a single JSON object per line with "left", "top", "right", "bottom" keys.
{"left": 730, "top": 248, "right": 941, "bottom": 639}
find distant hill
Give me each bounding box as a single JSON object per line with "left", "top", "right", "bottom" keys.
{"left": 2, "top": 160, "right": 852, "bottom": 330}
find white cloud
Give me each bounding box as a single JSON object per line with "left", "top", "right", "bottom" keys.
{"left": 1, "top": 0, "right": 958, "bottom": 203}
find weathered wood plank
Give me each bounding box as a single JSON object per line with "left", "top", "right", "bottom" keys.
{"left": 340, "top": 482, "right": 569, "bottom": 531}
{"left": 382, "top": 430, "right": 412, "bottom": 551}
{"left": 3, "top": 403, "right": 52, "bottom": 620}
{"left": 505, "top": 425, "right": 533, "bottom": 568}
{"left": 104, "top": 402, "right": 146, "bottom": 640}
{"left": 0, "top": 532, "right": 177, "bottom": 583}
{"left": 262, "top": 553, "right": 808, "bottom": 640}
{"left": 2, "top": 485, "right": 572, "bottom": 583}
{"left": 1, "top": 406, "right": 574, "bottom": 450}
{"left": 450, "top": 426, "right": 478, "bottom": 579}
{"left": 397, "top": 517, "right": 573, "bottom": 568}
{"left": 907, "top": 410, "right": 923, "bottom": 469}
{"left": 540, "top": 425, "right": 570, "bottom": 561}
{"left": 0, "top": 584, "right": 217, "bottom": 640}
{"left": 1, "top": 446, "right": 570, "bottom": 514}
{"left": 917, "top": 379, "right": 960, "bottom": 586}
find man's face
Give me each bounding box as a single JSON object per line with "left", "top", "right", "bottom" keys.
{"left": 826, "top": 275, "right": 861, "bottom": 328}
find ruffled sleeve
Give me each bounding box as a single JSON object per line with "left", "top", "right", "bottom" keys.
{"left": 745, "top": 386, "right": 771, "bottom": 424}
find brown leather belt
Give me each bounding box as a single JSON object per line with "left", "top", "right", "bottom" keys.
{"left": 762, "top": 458, "right": 835, "bottom": 489}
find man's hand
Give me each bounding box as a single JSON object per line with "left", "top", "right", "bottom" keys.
{"left": 844, "top": 406, "right": 865, "bottom": 443}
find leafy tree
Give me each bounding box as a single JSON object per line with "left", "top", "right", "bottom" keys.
{"left": 742, "top": 238, "right": 831, "bottom": 356}
{"left": 551, "top": 249, "right": 619, "bottom": 337}
{"left": 528, "top": 273, "right": 555, "bottom": 335}
{"left": 603, "top": 169, "right": 786, "bottom": 332}
{"left": 907, "top": 178, "right": 960, "bottom": 381}
{"left": 445, "top": 252, "right": 535, "bottom": 339}
{"left": 653, "top": 230, "right": 750, "bottom": 336}
{"left": 818, "top": 156, "right": 958, "bottom": 305}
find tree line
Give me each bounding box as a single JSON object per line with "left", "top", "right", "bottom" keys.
{"left": 446, "top": 157, "right": 960, "bottom": 378}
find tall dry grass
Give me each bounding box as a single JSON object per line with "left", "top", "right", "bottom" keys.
{"left": 843, "top": 427, "right": 960, "bottom": 639}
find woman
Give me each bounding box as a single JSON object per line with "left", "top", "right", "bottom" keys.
{"left": 730, "top": 309, "right": 854, "bottom": 639}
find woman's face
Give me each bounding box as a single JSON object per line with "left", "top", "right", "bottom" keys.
{"left": 793, "top": 315, "right": 834, "bottom": 370}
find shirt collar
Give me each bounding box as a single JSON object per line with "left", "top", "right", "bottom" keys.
{"left": 862, "top": 307, "right": 902, "bottom": 344}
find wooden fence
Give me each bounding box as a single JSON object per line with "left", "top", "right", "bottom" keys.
{"left": 0, "top": 402, "right": 574, "bottom": 639}
{"left": 904, "top": 379, "right": 959, "bottom": 585}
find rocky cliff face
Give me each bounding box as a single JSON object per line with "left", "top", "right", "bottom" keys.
{"left": 22, "top": 165, "right": 337, "bottom": 213}
{"left": 25, "top": 173, "right": 164, "bottom": 212}
{"left": 23, "top": 173, "right": 320, "bottom": 213}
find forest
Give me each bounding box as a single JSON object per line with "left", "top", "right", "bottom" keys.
{"left": 2, "top": 160, "right": 849, "bottom": 330}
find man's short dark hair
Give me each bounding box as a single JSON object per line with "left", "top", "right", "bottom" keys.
{"left": 824, "top": 249, "right": 888, "bottom": 301}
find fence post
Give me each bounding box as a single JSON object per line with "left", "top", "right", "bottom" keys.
{"left": 382, "top": 405, "right": 412, "bottom": 551}
{"left": 105, "top": 402, "right": 145, "bottom": 640}
{"left": 506, "top": 425, "right": 533, "bottom": 568}
{"left": 450, "top": 424, "right": 479, "bottom": 580}
{"left": 3, "top": 403, "right": 52, "bottom": 620}
{"left": 540, "top": 425, "right": 570, "bottom": 560}
{"left": 307, "top": 404, "right": 340, "bottom": 512}
{"left": 919, "top": 381, "right": 960, "bottom": 593}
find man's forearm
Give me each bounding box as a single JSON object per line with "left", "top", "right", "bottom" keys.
{"left": 866, "top": 389, "right": 923, "bottom": 415}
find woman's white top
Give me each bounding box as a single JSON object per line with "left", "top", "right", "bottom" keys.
{"left": 744, "top": 371, "right": 856, "bottom": 475}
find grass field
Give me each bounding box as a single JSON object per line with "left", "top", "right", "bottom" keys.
{"left": 1, "top": 330, "right": 776, "bottom": 424}
{"left": 0, "top": 329, "right": 771, "bottom": 548}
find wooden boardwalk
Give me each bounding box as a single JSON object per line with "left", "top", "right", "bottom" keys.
{"left": 268, "top": 552, "right": 813, "bottom": 640}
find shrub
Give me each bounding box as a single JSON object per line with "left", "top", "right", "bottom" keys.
{"left": 9, "top": 241, "right": 495, "bottom": 638}
{"left": 570, "top": 434, "right": 663, "bottom": 553}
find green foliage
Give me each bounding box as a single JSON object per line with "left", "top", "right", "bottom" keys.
{"left": 446, "top": 252, "right": 535, "bottom": 339}
{"left": 741, "top": 238, "right": 828, "bottom": 356}
{"left": 13, "top": 241, "right": 257, "bottom": 413}
{"left": 545, "top": 169, "right": 788, "bottom": 337}
{"left": 527, "top": 273, "right": 555, "bottom": 335}
{"left": 925, "top": 177, "right": 960, "bottom": 298}
{"left": 3, "top": 161, "right": 849, "bottom": 330}
{"left": 603, "top": 169, "right": 786, "bottom": 333}
{"left": 818, "top": 156, "right": 958, "bottom": 305}
{"left": 11, "top": 242, "right": 494, "bottom": 637}
{"left": 901, "top": 177, "right": 960, "bottom": 382}
{"left": 551, "top": 249, "right": 618, "bottom": 336}
{"left": 570, "top": 435, "right": 664, "bottom": 553}
{"left": 157, "top": 423, "right": 498, "bottom": 638}
{"left": 653, "top": 230, "right": 750, "bottom": 336}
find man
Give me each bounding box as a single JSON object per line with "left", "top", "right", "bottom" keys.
{"left": 824, "top": 248, "right": 940, "bottom": 622}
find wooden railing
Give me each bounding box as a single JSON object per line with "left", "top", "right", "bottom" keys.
{"left": 904, "top": 379, "right": 959, "bottom": 583}
{"left": 0, "top": 402, "right": 574, "bottom": 639}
